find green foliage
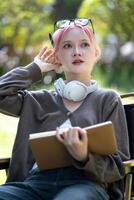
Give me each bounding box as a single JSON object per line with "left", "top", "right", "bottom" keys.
{"left": 0, "top": 0, "right": 133, "bottom": 91}
{"left": 78, "top": 0, "right": 134, "bottom": 41}
{"left": 78, "top": 0, "right": 134, "bottom": 92}
{"left": 0, "top": 0, "right": 54, "bottom": 49}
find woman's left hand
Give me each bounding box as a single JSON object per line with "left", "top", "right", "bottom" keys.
{"left": 56, "top": 127, "right": 88, "bottom": 162}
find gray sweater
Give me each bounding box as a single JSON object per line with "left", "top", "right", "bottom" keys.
{"left": 0, "top": 63, "right": 130, "bottom": 198}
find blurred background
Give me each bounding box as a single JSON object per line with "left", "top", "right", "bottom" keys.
{"left": 0, "top": 0, "right": 134, "bottom": 183}
{"left": 0, "top": 0, "right": 134, "bottom": 91}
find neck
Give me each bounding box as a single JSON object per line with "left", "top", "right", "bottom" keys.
{"left": 65, "top": 73, "right": 91, "bottom": 86}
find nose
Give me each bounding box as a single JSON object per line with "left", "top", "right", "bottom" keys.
{"left": 73, "top": 46, "right": 82, "bottom": 57}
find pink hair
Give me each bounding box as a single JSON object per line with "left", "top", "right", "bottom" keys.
{"left": 52, "top": 24, "right": 100, "bottom": 54}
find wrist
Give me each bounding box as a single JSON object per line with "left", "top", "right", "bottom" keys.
{"left": 80, "top": 155, "right": 89, "bottom": 165}
{"left": 34, "top": 57, "right": 44, "bottom": 73}
{"left": 74, "top": 155, "right": 89, "bottom": 167}
{"left": 26, "top": 62, "right": 42, "bottom": 83}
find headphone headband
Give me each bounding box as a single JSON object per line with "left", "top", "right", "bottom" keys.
{"left": 54, "top": 78, "right": 97, "bottom": 101}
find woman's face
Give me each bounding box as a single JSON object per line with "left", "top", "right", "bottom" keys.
{"left": 56, "top": 27, "right": 98, "bottom": 77}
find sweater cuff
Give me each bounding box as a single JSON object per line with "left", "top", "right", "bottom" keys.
{"left": 25, "top": 62, "right": 43, "bottom": 83}
{"left": 71, "top": 155, "right": 90, "bottom": 168}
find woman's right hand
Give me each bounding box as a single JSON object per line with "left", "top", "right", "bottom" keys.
{"left": 34, "top": 46, "right": 60, "bottom": 73}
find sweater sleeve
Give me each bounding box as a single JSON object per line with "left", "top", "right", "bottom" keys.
{"left": 0, "top": 62, "right": 42, "bottom": 116}
{"left": 72, "top": 92, "right": 130, "bottom": 184}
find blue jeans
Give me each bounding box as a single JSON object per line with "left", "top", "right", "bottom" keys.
{"left": 0, "top": 167, "right": 109, "bottom": 200}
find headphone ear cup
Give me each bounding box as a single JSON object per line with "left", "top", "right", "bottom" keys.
{"left": 54, "top": 78, "right": 65, "bottom": 96}
{"left": 54, "top": 78, "right": 97, "bottom": 101}
{"left": 63, "top": 82, "right": 87, "bottom": 101}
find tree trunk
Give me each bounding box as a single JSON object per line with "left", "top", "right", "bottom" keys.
{"left": 52, "top": 0, "right": 83, "bottom": 20}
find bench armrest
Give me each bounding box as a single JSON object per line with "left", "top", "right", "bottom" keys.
{"left": 0, "top": 157, "right": 10, "bottom": 170}
{"left": 123, "top": 159, "right": 134, "bottom": 174}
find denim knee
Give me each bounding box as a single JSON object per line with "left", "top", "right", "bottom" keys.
{"left": 54, "top": 183, "right": 109, "bottom": 200}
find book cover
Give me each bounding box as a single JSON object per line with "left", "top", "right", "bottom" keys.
{"left": 29, "top": 121, "right": 117, "bottom": 170}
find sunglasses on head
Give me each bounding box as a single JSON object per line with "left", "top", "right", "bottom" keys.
{"left": 54, "top": 18, "right": 95, "bottom": 33}
{"left": 49, "top": 18, "right": 95, "bottom": 46}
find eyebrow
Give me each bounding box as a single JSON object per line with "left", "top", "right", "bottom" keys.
{"left": 62, "top": 40, "right": 71, "bottom": 44}
{"left": 62, "top": 39, "right": 89, "bottom": 44}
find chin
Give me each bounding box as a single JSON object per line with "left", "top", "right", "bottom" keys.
{"left": 73, "top": 66, "right": 86, "bottom": 73}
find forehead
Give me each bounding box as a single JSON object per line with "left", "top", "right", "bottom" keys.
{"left": 60, "top": 27, "right": 89, "bottom": 42}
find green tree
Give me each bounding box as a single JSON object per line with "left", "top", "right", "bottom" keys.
{"left": 78, "top": 0, "right": 134, "bottom": 91}
{"left": 0, "top": 0, "right": 84, "bottom": 86}
{"left": 0, "top": 0, "right": 54, "bottom": 67}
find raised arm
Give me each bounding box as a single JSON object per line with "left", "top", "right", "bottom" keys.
{"left": 0, "top": 46, "right": 59, "bottom": 117}
{"left": 0, "top": 63, "right": 42, "bottom": 116}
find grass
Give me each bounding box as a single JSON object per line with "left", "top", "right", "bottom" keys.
{"left": 0, "top": 113, "right": 18, "bottom": 184}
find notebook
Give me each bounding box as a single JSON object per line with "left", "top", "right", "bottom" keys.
{"left": 29, "top": 121, "right": 117, "bottom": 170}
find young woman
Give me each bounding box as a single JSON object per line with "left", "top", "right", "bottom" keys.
{"left": 0, "top": 18, "right": 130, "bottom": 200}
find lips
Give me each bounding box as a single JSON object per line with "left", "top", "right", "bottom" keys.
{"left": 72, "top": 59, "right": 84, "bottom": 64}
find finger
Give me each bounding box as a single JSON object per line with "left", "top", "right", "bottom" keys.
{"left": 46, "top": 53, "right": 55, "bottom": 64}
{"left": 66, "top": 127, "right": 74, "bottom": 140}
{"left": 38, "top": 46, "right": 48, "bottom": 58}
{"left": 56, "top": 128, "right": 65, "bottom": 143}
{"left": 41, "top": 49, "right": 53, "bottom": 60}
{"left": 61, "top": 130, "right": 68, "bottom": 142}
{"left": 78, "top": 128, "right": 87, "bottom": 142}
{"left": 69, "top": 127, "right": 81, "bottom": 144}
{"left": 47, "top": 54, "right": 59, "bottom": 66}
{"left": 69, "top": 127, "right": 85, "bottom": 142}
{"left": 62, "top": 128, "right": 75, "bottom": 145}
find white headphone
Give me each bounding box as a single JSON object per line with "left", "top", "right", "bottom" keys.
{"left": 54, "top": 78, "right": 97, "bottom": 101}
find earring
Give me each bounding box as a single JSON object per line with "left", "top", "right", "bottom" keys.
{"left": 55, "top": 66, "right": 63, "bottom": 74}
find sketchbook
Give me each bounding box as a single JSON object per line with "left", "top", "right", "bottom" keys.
{"left": 29, "top": 121, "right": 117, "bottom": 170}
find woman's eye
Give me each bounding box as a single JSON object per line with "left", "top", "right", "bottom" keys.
{"left": 81, "top": 42, "right": 90, "bottom": 47}
{"left": 63, "top": 43, "right": 72, "bottom": 49}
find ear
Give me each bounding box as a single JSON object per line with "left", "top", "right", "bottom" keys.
{"left": 54, "top": 52, "right": 63, "bottom": 74}
{"left": 95, "top": 48, "right": 101, "bottom": 62}
{"left": 55, "top": 52, "right": 62, "bottom": 65}
{"left": 95, "top": 48, "right": 100, "bottom": 57}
